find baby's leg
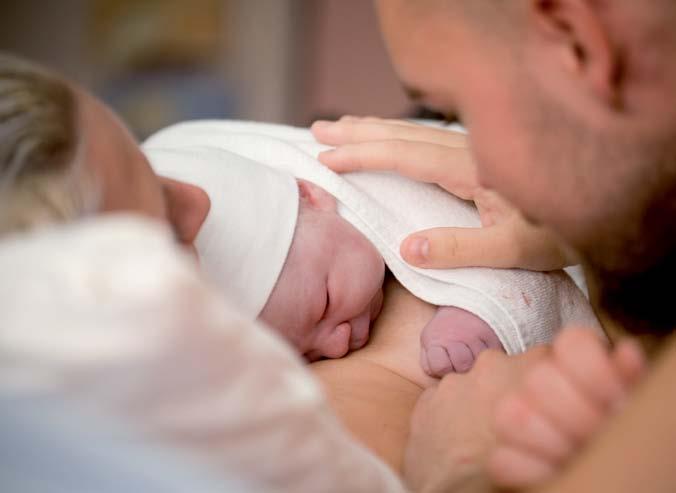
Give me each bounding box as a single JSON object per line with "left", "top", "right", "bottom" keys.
{"left": 488, "top": 329, "right": 646, "bottom": 488}
{"left": 420, "top": 306, "right": 504, "bottom": 377}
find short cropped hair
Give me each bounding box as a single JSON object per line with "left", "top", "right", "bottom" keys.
{"left": 0, "top": 53, "right": 97, "bottom": 235}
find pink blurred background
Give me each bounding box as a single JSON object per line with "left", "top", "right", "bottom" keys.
{"left": 0, "top": 0, "right": 416, "bottom": 137}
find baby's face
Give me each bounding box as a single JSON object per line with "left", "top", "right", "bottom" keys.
{"left": 260, "top": 180, "right": 385, "bottom": 362}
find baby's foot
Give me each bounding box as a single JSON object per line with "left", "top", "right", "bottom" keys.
{"left": 488, "top": 328, "right": 646, "bottom": 488}
{"left": 420, "top": 306, "right": 504, "bottom": 377}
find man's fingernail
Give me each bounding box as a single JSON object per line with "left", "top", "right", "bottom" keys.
{"left": 407, "top": 237, "right": 430, "bottom": 262}
{"left": 318, "top": 149, "right": 337, "bottom": 165}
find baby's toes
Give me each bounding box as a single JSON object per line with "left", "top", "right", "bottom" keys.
{"left": 422, "top": 345, "right": 455, "bottom": 377}
{"left": 421, "top": 341, "right": 476, "bottom": 377}
{"left": 420, "top": 307, "right": 505, "bottom": 377}
{"left": 445, "top": 341, "right": 476, "bottom": 373}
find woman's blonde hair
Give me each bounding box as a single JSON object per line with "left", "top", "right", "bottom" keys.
{"left": 0, "top": 53, "right": 97, "bottom": 235}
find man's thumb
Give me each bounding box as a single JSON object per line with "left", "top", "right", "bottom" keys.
{"left": 400, "top": 226, "right": 519, "bottom": 269}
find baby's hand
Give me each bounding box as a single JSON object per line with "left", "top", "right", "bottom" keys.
{"left": 420, "top": 306, "right": 504, "bottom": 377}
{"left": 488, "top": 328, "right": 646, "bottom": 488}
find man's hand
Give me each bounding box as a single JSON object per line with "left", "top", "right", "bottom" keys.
{"left": 403, "top": 347, "right": 549, "bottom": 492}
{"left": 488, "top": 329, "right": 646, "bottom": 489}
{"left": 312, "top": 117, "right": 573, "bottom": 271}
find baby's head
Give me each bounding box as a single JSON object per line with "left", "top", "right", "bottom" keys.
{"left": 260, "top": 180, "right": 385, "bottom": 362}
{"left": 147, "top": 146, "right": 384, "bottom": 361}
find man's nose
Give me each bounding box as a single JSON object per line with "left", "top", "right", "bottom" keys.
{"left": 165, "top": 179, "right": 211, "bottom": 247}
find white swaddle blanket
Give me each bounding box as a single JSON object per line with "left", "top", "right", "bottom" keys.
{"left": 144, "top": 121, "right": 602, "bottom": 354}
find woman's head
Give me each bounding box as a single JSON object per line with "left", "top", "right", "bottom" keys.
{"left": 0, "top": 53, "right": 90, "bottom": 233}
{"left": 260, "top": 180, "right": 385, "bottom": 362}
{"left": 0, "top": 52, "right": 209, "bottom": 252}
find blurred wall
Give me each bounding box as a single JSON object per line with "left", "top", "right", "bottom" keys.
{"left": 0, "top": 0, "right": 411, "bottom": 134}
{"left": 295, "top": 0, "right": 412, "bottom": 124}
{"left": 227, "top": 0, "right": 305, "bottom": 124}
{"left": 0, "top": 1, "right": 93, "bottom": 84}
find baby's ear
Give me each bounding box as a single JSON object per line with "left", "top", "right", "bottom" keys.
{"left": 297, "top": 179, "right": 337, "bottom": 213}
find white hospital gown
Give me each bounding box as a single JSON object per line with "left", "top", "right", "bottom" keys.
{"left": 0, "top": 215, "right": 404, "bottom": 492}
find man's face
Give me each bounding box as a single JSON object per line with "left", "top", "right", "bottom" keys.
{"left": 375, "top": 1, "right": 625, "bottom": 248}
{"left": 376, "top": 1, "right": 676, "bottom": 333}
{"left": 260, "top": 182, "right": 385, "bottom": 362}
{"left": 77, "top": 90, "right": 210, "bottom": 255}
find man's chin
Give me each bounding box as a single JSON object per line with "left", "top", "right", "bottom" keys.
{"left": 587, "top": 252, "right": 676, "bottom": 337}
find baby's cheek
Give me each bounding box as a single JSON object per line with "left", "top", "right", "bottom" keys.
{"left": 371, "top": 289, "right": 384, "bottom": 320}
{"left": 259, "top": 258, "right": 325, "bottom": 352}
{"left": 259, "top": 294, "right": 305, "bottom": 352}
{"left": 370, "top": 248, "right": 386, "bottom": 293}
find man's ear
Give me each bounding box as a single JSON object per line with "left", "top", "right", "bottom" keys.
{"left": 530, "top": 0, "right": 622, "bottom": 108}
{"left": 298, "top": 179, "right": 337, "bottom": 213}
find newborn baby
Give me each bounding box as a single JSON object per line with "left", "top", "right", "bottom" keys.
{"left": 144, "top": 120, "right": 602, "bottom": 377}
{"left": 259, "top": 177, "right": 501, "bottom": 368}
{"left": 258, "top": 178, "right": 386, "bottom": 362}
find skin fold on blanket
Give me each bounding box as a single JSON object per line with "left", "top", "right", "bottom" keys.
{"left": 259, "top": 178, "right": 503, "bottom": 372}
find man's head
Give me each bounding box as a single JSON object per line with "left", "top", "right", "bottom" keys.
{"left": 260, "top": 180, "right": 385, "bottom": 362}
{"left": 0, "top": 53, "right": 210, "bottom": 253}
{"left": 376, "top": 0, "right": 676, "bottom": 333}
